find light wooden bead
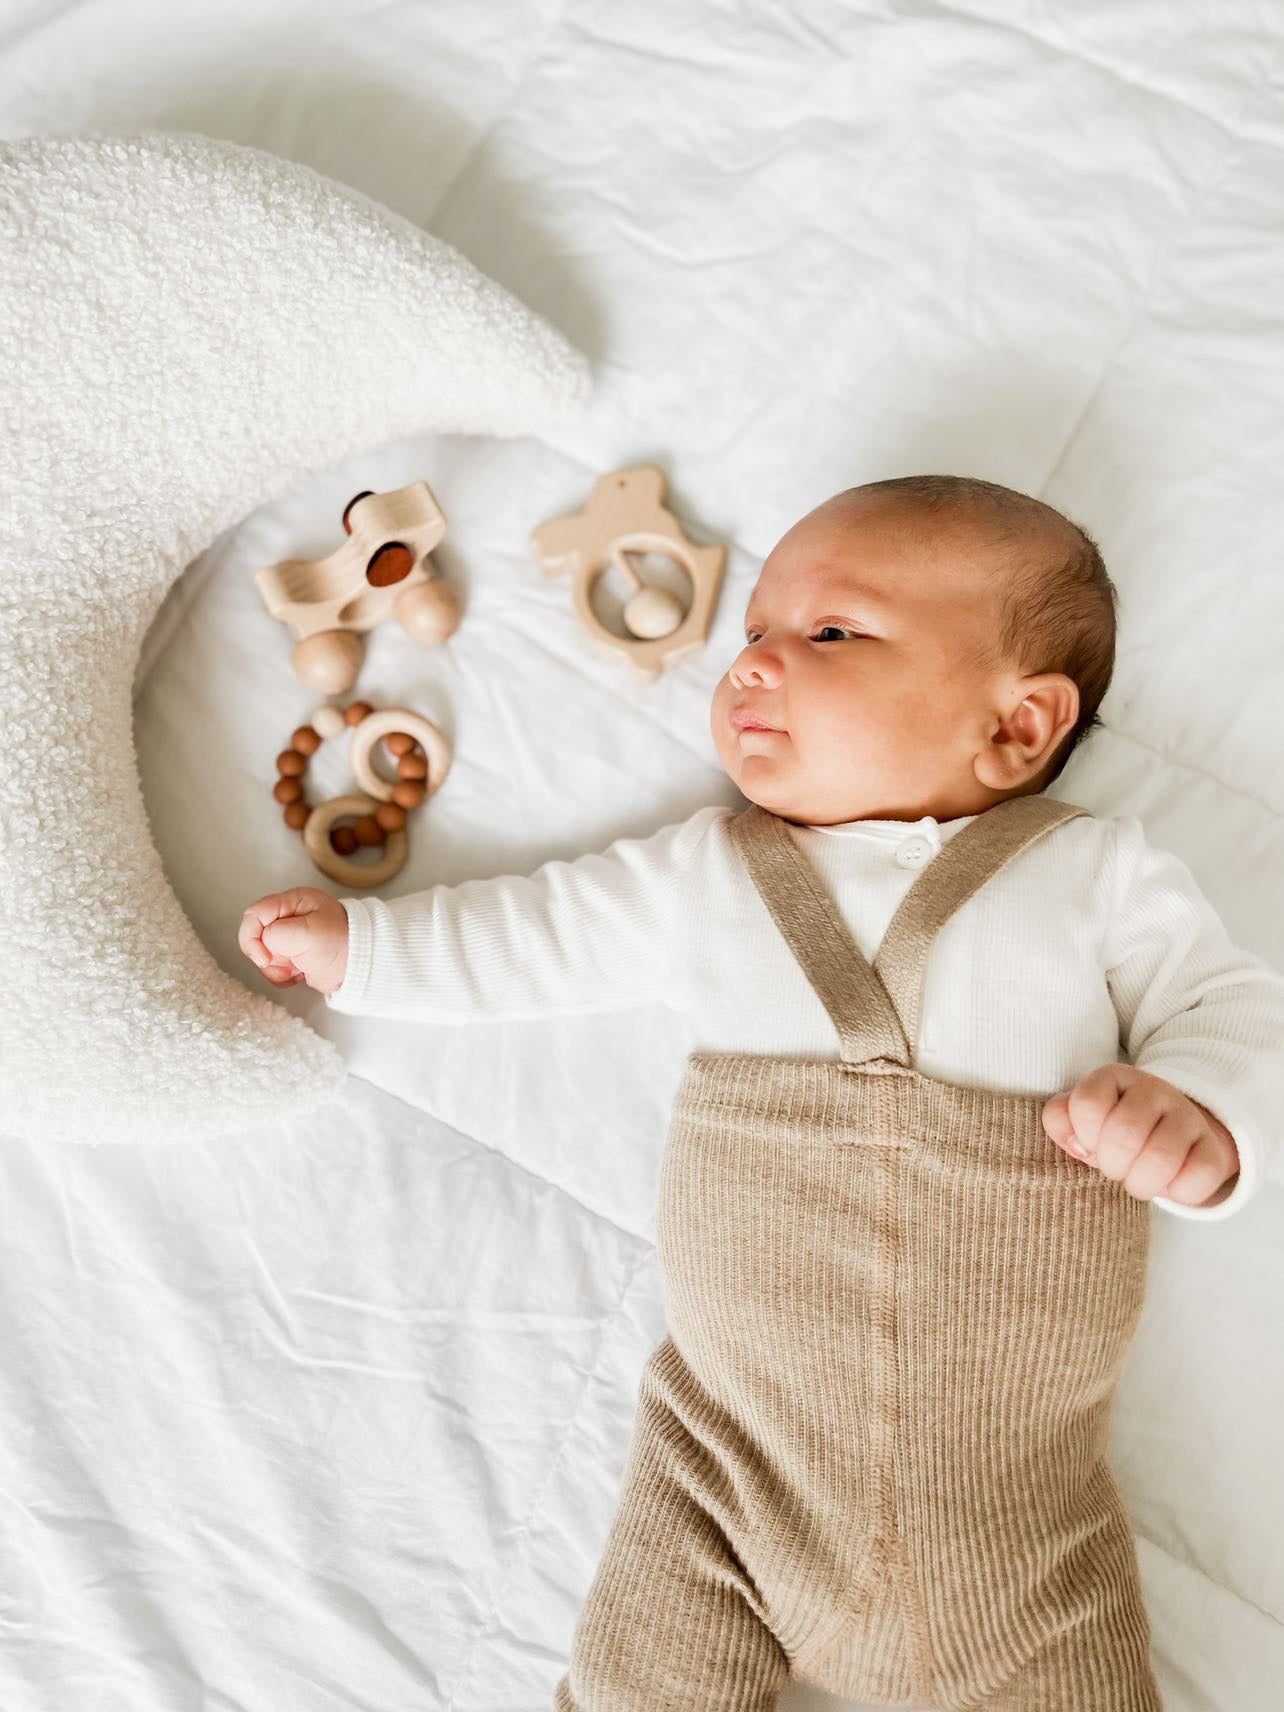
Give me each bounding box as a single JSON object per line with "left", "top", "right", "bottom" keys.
{"left": 277, "top": 749, "right": 306, "bottom": 777}
{"left": 274, "top": 777, "right": 304, "bottom": 805}
{"left": 396, "top": 753, "right": 428, "bottom": 781}
{"left": 624, "top": 584, "right": 684, "bottom": 640}
{"left": 292, "top": 725, "right": 321, "bottom": 756}
{"left": 385, "top": 732, "right": 416, "bottom": 757}
{"left": 354, "top": 815, "right": 385, "bottom": 847}
{"left": 312, "top": 704, "right": 346, "bottom": 740}
{"left": 330, "top": 825, "right": 359, "bottom": 856}
{"left": 283, "top": 801, "right": 310, "bottom": 830}
{"left": 375, "top": 802, "right": 407, "bottom": 833}
{"left": 391, "top": 781, "right": 426, "bottom": 810}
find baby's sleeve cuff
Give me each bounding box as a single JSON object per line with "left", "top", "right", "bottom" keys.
{"left": 323, "top": 897, "right": 374, "bottom": 1013}
{"left": 1146, "top": 1078, "right": 1259, "bottom": 1223}
{"left": 1151, "top": 1178, "right": 1249, "bottom": 1223}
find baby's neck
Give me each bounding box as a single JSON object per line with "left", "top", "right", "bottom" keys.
{"left": 803, "top": 810, "right": 976, "bottom": 830}
{"left": 797, "top": 788, "right": 1036, "bottom": 829}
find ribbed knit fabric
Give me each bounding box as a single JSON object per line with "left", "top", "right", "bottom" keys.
{"left": 553, "top": 795, "right": 1161, "bottom": 1711}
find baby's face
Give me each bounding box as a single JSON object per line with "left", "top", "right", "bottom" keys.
{"left": 710, "top": 494, "right": 1014, "bottom": 826}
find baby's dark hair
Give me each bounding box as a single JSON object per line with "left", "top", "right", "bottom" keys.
{"left": 837, "top": 474, "right": 1118, "bottom": 789}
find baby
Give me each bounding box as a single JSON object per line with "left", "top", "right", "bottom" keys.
{"left": 240, "top": 475, "right": 1284, "bottom": 1708}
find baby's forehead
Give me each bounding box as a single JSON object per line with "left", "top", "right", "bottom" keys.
{"left": 751, "top": 504, "right": 985, "bottom": 608}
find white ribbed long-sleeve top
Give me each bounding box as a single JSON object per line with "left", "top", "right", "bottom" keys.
{"left": 325, "top": 803, "right": 1284, "bottom": 1223}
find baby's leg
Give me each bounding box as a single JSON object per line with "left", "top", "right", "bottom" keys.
{"left": 971, "top": 1599, "right": 1162, "bottom": 1712}
{"left": 954, "top": 1466, "right": 1162, "bottom": 1712}
{"left": 553, "top": 1339, "right": 790, "bottom": 1711}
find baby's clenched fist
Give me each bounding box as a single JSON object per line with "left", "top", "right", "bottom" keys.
{"left": 1041, "top": 1062, "right": 1240, "bottom": 1210}
{"left": 239, "top": 887, "right": 349, "bottom": 997}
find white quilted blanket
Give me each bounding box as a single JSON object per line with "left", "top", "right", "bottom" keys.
{"left": 2, "top": 3, "right": 1281, "bottom": 1709}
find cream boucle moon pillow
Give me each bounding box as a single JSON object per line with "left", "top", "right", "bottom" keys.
{"left": 0, "top": 131, "right": 591, "bottom": 1148}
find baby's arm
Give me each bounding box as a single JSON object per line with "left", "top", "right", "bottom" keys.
{"left": 1100, "top": 815, "right": 1284, "bottom": 1221}
{"left": 320, "top": 810, "right": 716, "bottom": 1023}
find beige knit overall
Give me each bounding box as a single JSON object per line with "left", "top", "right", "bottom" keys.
{"left": 554, "top": 794, "right": 1161, "bottom": 1711}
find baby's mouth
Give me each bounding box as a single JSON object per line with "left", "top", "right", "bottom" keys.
{"left": 731, "top": 705, "right": 783, "bottom": 733}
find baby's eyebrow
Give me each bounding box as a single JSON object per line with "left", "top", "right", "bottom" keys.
{"left": 817, "top": 577, "right": 890, "bottom": 601}
{"left": 745, "top": 583, "right": 893, "bottom": 626}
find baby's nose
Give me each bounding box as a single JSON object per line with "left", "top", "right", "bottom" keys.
{"left": 732, "top": 654, "right": 773, "bottom": 686}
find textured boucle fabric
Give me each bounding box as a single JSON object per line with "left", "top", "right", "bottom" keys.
{"left": 0, "top": 131, "right": 590, "bottom": 1148}
{"left": 556, "top": 796, "right": 1161, "bottom": 1710}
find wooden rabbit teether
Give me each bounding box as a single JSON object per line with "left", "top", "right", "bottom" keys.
{"left": 529, "top": 465, "right": 726, "bottom": 683}
{"left": 256, "top": 480, "right": 461, "bottom": 694}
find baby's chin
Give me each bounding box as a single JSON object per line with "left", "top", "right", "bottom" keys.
{"left": 724, "top": 755, "right": 800, "bottom": 815}
{"left": 724, "top": 751, "right": 873, "bottom": 826}
{"left": 716, "top": 721, "right": 811, "bottom": 809}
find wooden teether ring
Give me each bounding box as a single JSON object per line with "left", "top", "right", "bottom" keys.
{"left": 349, "top": 708, "right": 452, "bottom": 803}
{"left": 304, "top": 793, "right": 408, "bottom": 888}
{"left": 274, "top": 700, "right": 445, "bottom": 887}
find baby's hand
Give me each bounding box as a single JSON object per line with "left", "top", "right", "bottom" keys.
{"left": 239, "top": 887, "right": 349, "bottom": 997}
{"left": 1041, "top": 1063, "right": 1240, "bottom": 1210}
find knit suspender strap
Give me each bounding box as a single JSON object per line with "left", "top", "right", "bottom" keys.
{"left": 727, "top": 794, "right": 1090, "bottom": 1069}
{"left": 727, "top": 804, "right": 914, "bottom": 1067}
{"left": 870, "top": 795, "right": 1089, "bottom": 1056}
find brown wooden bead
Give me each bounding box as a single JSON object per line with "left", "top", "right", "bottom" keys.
{"left": 291, "top": 725, "right": 321, "bottom": 756}
{"left": 277, "top": 749, "right": 306, "bottom": 777}
{"left": 283, "top": 801, "right": 311, "bottom": 830}
{"left": 344, "top": 701, "right": 373, "bottom": 726}
{"left": 375, "top": 802, "right": 407, "bottom": 833}
{"left": 385, "top": 732, "right": 416, "bottom": 757}
{"left": 354, "top": 815, "right": 385, "bottom": 847}
{"left": 330, "top": 825, "right": 359, "bottom": 856}
{"left": 391, "top": 780, "right": 426, "bottom": 810}
{"left": 273, "top": 777, "right": 304, "bottom": 805}
{"left": 396, "top": 752, "right": 428, "bottom": 781}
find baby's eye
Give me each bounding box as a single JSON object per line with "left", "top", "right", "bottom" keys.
{"left": 744, "top": 626, "right": 862, "bottom": 643}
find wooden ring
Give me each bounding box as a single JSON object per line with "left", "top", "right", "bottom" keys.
{"left": 303, "top": 793, "right": 408, "bottom": 888}
{"left": 349, "top": 708, "right": 452, "bottom": 803}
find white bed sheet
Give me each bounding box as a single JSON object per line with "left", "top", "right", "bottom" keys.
{"left": 2, "top": 2, "right": 1282, "bottom": 1707}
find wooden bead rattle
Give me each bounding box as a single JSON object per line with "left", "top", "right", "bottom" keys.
{"left": 273, "top": 700, "right": 453, "bottom": 888}
{"left": 529, "top": 465, "right": 726, "bottom": 684}
{"left": 256, "top": 480, "right": 462, "bottom": 695}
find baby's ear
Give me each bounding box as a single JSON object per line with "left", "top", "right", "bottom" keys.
{"left": 975, "top": 672, "right": 1079, "bottom": 794}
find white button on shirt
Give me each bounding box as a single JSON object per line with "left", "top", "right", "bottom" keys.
{"left": 895, "top": 832, "right": 936, "bottom": 868}
{"left": 812, "top": 813, "right": 944, "bottom": 869}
